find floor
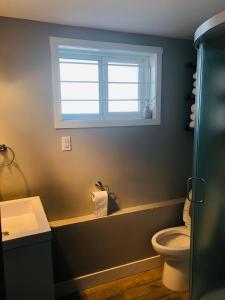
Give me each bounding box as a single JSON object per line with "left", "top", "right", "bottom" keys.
{"left": 59, "top": 267, "right": 189, "bottom": 300}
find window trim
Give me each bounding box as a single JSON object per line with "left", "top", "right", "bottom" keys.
{"left": 50, "top": 37, "right": 163, "bottom": 129}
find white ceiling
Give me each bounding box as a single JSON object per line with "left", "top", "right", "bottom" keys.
{"left": 1, "top": 0, "right": 225, "bottom": 39}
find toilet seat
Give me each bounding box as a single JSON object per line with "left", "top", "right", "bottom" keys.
{"left": 152, "top": 226, "right": 190, "bottom": 256}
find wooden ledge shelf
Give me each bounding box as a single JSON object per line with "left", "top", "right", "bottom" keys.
{"left": 49, "top": 198, "right": 184, "bottom": 228}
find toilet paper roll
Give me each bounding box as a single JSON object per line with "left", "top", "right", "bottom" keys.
{"left": 193, "top": 72, "right": 197, "bottom": 80}
{"left": 191, "top": 104, "right": 196, "bottom": 113}
{"left": 92, "top": 191, "right": 108, "bottom": 218}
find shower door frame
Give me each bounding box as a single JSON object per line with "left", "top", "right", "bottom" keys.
{"left": 190, "top": 42, "right": 225, "bottom": 300}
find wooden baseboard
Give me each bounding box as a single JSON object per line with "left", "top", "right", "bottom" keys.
{"left": 55, "top": 255, "right": 162, "bottom": 298}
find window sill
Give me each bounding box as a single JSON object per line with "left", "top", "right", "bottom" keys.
{"left": 54, "top": 118, "right": 161, "bottom": 129}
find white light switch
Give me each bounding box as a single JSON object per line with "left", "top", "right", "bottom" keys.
{"left": 62, "top": 136, "right": 71, "bottom": 151}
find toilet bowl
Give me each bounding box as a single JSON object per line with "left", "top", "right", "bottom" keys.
{"left": 151, "top": 197, "right": 191, "bottom": 292}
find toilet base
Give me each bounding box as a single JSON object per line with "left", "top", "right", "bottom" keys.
{"left": 162, "top": 260, "right": 189, "bottom": 292}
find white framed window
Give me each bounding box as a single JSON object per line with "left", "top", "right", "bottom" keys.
{"left": 50, "top": 37, "right": 163, "bottom": 128}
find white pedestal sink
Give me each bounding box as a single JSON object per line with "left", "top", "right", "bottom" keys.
{"left": 0, "top": 196, "right": 55, "bottom": 300}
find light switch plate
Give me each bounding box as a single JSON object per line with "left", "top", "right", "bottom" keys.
{"left": 62, "top": 136, "right": 71, "bottom": 151}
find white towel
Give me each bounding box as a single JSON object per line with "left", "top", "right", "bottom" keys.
{"left": 193, "top": 72, "right": 197, "bottom": 79}
{"left": 191, "top": 104, "right": 196, "bottom": 113}
{"left": 189, "top": 121, "right": 195, "bottom": 128}
{"left": 190, "top": 113, "right": 195, "bottom": 121}
{"left": 192, "top": 88, "right": 196, "bottom": 95}
{"left": 193, "top": 80, "right": 196, "bottom": 87}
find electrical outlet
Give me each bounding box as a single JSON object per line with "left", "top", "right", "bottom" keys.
{"left": 62, "top": 136, "right": 71, "bottom": 151}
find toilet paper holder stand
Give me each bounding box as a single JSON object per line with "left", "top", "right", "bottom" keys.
{"left": 95, "top": 181, "right": 109, "bottom": 192}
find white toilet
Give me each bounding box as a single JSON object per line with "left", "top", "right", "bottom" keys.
{"left": 151, "top": 196, "right": 191, "bottom": 292}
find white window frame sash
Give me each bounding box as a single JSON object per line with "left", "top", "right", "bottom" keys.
{"left": 101, "top": 56, "right": 108, "bottom": 116}
{"left": 106, "top": 55, "right": 142, "bottom": 117}
{"left": 50, "top": 37, "right": 163, "bottom": 128}
{"left": 59, "top": 52, "right": 101, "bottom": 119}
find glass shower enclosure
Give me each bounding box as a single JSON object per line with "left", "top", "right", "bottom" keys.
{"left": 191, "top": 10, "right": 225, "bottom": 300}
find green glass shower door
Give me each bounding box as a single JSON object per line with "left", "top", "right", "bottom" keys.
{"left": 191, "top": 45, "right": 225, "bottom": 300}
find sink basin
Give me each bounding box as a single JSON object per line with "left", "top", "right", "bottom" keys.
{"left": 0, "top": 196, "right": 51, "bottom": 249}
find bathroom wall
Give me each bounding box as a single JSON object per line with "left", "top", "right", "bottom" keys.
{"left": 52, "top": 202, "right": 184, "bottom": 282}
{"left": 0, "top": 17, "right": 195, "bottom": 281}
{"left": 0, "top": 17, "right": 195, "bottom": 220}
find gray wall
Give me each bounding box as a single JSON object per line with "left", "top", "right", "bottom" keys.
{"left": 0, "top": 17, "right": 195, "bottom": 281}
{"left": 0, "top": 17, "right": 195, "bottom": 221}
{"left": 52, "top": 203, "right": 184, "bottom": 282}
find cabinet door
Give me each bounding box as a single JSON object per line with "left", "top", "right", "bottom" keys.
{"left": 191, "top": 44, "right": 225, "bottom": 299}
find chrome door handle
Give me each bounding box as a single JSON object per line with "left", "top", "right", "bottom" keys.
{"left": 186, "top": 177, "right": 206, "bottom": 203}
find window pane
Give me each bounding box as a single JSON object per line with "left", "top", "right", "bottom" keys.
{"left": 61, "top": 101, "right": 99, "bottom": 114}
{"left": 60, "top": 61, "right": 99, "bottom": 82}
{"left": 61, "top": 82, "right": 99, "bottom": 100}
{"left": 108, "top": 83, "right": 138, "bottom": 100}
{"left": 108, "top": 64, "right": 138, "bottom": 82}
{"left": 108, "top": 101, "right": 139, "bottom": 112}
